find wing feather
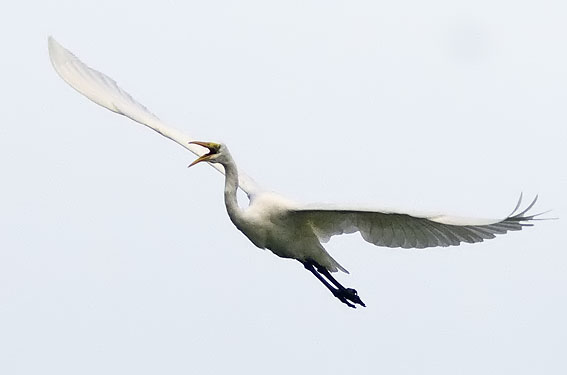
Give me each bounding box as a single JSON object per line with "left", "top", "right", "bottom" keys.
{"left": 292, "top": 196, "right": 543, "bottom": 249}
{"left": 420, "top": 220, "right": 452, "bottom": 247}
{"left": 400, "top": 217, "right": 417, "bottom": 249}
{"left": 389, "top": 216, "right": 405, "bottom": 248}
{"left": 406, "top": 218, "right": 430, "bottom": 248}
{"left": 48, "top": 37, "right": 260, "bottom": 196}
{"left": 380, "top": 218, "right": 395, "bottom": 247}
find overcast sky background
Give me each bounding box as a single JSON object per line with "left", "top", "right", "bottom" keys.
{"left": 1, "top": 1, "right": 565, "bottom": 374}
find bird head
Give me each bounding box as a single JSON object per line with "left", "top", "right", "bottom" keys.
{"left": 188, "top": 141, "right": 226, "bottom": 167}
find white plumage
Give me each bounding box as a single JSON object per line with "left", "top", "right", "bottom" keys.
{"left": 48, "top": 37, "right": 544, "bottom": 308}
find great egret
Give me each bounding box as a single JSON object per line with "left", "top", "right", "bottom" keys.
{"left": 48, "top": 37, "right": 545, "bottom": 308}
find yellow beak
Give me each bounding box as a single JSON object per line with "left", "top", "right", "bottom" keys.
{"left": 188, "top": 141, "right": 220, "bottom": 167}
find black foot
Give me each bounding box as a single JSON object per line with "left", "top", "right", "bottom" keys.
{"left": 302, "top": 260, "right": 366, "bottom": 308}
{"left": 333, "top": 287, "right": 366, "bottom": 308}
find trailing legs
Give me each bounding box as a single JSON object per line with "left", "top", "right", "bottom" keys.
{"left": 302, "top": 260, "right": 366, "bottom": 308}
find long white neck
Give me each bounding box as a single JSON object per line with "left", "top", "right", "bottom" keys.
{"left": 221, "top": 156, "right": 244, "bottom": 227}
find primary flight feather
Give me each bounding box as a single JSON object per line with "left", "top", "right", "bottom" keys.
{"left": 48, "top": 37, "right": 544, "bottom": 308}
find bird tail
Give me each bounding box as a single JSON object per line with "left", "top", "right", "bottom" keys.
{"left": 327, "top": 255, "right": 349, "bottom": 274}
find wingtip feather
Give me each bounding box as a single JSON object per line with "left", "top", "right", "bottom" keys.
{"left": 47, "top": 36, "right": 71, "bottom": 69}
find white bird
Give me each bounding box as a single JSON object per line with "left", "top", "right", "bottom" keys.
{"left": 48, "top": 37, "right": 546, "bottom": 308}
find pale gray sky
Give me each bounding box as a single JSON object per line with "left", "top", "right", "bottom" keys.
{"left": 1, "top": 1, "right": 566, "bottom": 374}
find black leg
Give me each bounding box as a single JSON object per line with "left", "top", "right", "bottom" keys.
{"left": 316, "top": 264, "right": 366, "bottom": 307}
{"left": 303, "top": 260, "right": 365, "bottom": 308}
{"left": 315, "top": 264, "right": 347, "bottom": 289}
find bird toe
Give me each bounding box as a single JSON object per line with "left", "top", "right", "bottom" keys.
{"left": 334, "top": 288, "right": 365, "bottom": 308}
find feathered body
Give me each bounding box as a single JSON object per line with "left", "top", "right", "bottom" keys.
{"left": 198, "top": 144, "right": 347, "bottom": 273}
{"left": 48, "top": 37, "right": 547, "bottom": 308}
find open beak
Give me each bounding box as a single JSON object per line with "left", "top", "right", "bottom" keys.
{"left": 188, "top": 141, "right": 220, "bottom": 167}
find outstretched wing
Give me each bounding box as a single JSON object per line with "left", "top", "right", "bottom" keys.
{"left": 291, "top": 195, "right": 544, "bottom": 249}
{"left": 48, "top": 36, "right": 260, "bottom": 197}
